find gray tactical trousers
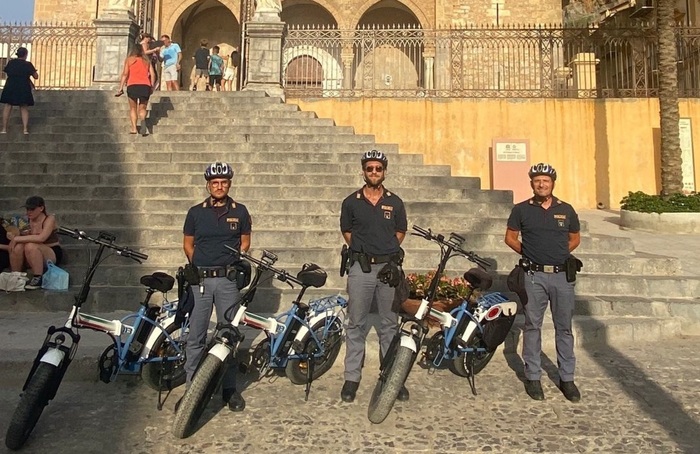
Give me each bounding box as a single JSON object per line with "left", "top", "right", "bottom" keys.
{"left": 522, "top": 271, "right": 576, "bottom": 382}
{"left": 185, "top": 276, "right": 240, "bottom": 390}
{"left": 343, "top": 262, "right": 398, "bottom": 382}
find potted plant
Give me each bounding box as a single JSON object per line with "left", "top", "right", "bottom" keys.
{"left": 619, "top": 191, "right": 700, "bottom": 233}
{"left": 401, "top": 272, "right": 476, "bottom": 325}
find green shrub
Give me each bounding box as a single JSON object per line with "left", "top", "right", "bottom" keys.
{"left": 620, "top": 191, "right": 700, "bottom": 213}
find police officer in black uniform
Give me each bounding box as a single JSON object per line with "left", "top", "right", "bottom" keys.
{"left": 182, "top": 162, "right": 252, "bottom": 411}
{"left": 339, "top": 150, "right": 408, "bottom": 403}
{"left": 505, "top": 163, "right": 582, "bottom": 402}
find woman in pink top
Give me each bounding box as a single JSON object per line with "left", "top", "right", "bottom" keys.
{"left": 116, "top": 44, "right": 156, "bottom": 136}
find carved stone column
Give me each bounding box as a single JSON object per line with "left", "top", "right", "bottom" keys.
{"left": 243, "top": 20, "right": 286, "bottom": 100}
{"left": 571, "top": 52, "right": 599, "bottom": 99}
{"left": 92, "top": 7, "right": 140, "bottom": 89}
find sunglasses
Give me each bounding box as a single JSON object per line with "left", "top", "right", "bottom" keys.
{"left": 364, "top": 166, "right": 384, "bottom": 173}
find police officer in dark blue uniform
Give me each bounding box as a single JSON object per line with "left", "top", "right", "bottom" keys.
{"left": 505, "top": 163, "right": 582, "bottom": 402}
{"left": 339, "top": 150, "right": 408, "bottom": 403}
{"left": 182, "top": 162, "right": 252, "bottom": 411}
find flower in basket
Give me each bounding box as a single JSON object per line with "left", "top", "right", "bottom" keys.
{"left": 406, "top": 271, "right": 471, "bottom": 301}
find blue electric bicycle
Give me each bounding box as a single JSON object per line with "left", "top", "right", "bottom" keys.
{"left": 5, "top": 228, "right": 188, "bottom": 451}
{"left": 172, "top": 247, "right": 347, "bottom": 439}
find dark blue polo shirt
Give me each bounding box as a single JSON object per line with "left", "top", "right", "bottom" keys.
{"left": 183, "top": 196, "right": 252, "bottom": 267}
{"left": 340, "top": 187, "right": 407, "bottom": 256}
{"left": 507, "top": 196, "right": 580, "bottom": 266}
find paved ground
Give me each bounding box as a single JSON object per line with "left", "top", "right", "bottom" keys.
{"left": 1, "top": 334, "right": 699, "bottom": 454}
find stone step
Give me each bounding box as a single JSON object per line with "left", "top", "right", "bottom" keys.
{"left": 0, "top": 173, "right": 480, "bottom": 189}
{"left": 6, "top": 162, "right": 453, "bottom": 177}
{"left": 41, "top": 124, "right": 354, "bottom": 135}
{"left": 31, "top": 89, "right": 270, "bottom": 100}
{"left": 0, "top": 132, "right": 377, "bottom": 144}
{"left": 1, "top": 148, "right": 408, "bottom": 163}
{"left": 8, "top": 116, "right": 336, "bottom": 127}
{"left": 30, "top": 97, "right": 287, "bottom": 110}
{"left": 2, "top": 141, "right": 400, "bottom": 153}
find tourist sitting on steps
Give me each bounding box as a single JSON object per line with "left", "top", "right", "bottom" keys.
{"left": 5, "top": 196, "right": 63, "bottom": 290}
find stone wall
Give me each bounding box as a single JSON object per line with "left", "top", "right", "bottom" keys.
{"left": 289, "top": 97, "right": 700, "bottom": 210}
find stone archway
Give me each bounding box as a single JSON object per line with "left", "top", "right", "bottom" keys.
{"left": 283, "top": 45, "right": 343, "bottom": 96}
{"left": 163, "top": 0, "right": 241, "bottom": 89}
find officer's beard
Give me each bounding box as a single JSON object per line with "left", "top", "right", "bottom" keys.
{"left": 364, "top": 175, "right": 385, "bottom": 190}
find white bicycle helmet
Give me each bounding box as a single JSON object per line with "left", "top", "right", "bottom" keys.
{"left": 204, "top": 162, "right": 234, "bottom": 181}
{"left": 361, "top": 150, "right": 388, "bottom": 168}
{"left": 528, "top": 163, "right": 557, "bottom": 181}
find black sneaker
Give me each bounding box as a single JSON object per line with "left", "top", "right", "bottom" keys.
{"left": 560, "top": 380, "right": 581, "bottom": 403}
{"left": 524, "top": 379, "right": 545, "bottom": 400}
{"left": 25, "top": 275, "right": 42, "bottom": 290}
{"left": 340, "top": 380, "right": 359, "bottom": 403}
{"left": 223, "top": 388, "right": 245, "bottom": 412}
{"left": 397, "top": 385, "right": 410, "bottom": 402}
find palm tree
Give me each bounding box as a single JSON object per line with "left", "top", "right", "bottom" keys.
{"left": 657, "top": 0, "right": 683, "bottom": 196}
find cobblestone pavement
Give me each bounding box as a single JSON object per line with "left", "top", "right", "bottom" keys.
{"left": 1, "top": 336, "right": 699, "bottom": 454}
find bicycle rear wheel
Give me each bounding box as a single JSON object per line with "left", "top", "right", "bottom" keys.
{"left": 171, "top": 353, "right": 224, "bottom": 439}
{"left": 285, "top": 317, "right": 343, "bottom": 385}
{"left": 367, "top": 344, "right": 415, "bottom": 424}
{"left": 449, "top": 330, "right": 495, "bottom": 377}
{"left": 5, "top": 363, "right": 60, "bottom": 450}
{"left": 141, "top": 323, "right": 187, "bottom": 391}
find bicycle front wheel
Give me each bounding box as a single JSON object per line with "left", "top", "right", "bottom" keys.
{"left": 5, "top": 363, "right": 60, "bottom": 450}
{"left": 367, "top": 344, "right": 415, "bottom": 424}
{"left": 141, "top": 323, "right": 187, "bottom": 391}
{"left": 286, "top": 317, "right": 343, "bottom": 385}
{"left": 171, "top": 353, "right": 224, "bottom": 439}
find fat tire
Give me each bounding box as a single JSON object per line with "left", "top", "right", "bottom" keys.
{"left": 449, "top": 330, "right": 495, "bottom": 377}
{"left": 141, "top": 323, "right": 187, "bottom": 391}
{"left": 367, "top": 345, "right": 415, "bottom": 424}
{"left": 5, "top": 363, "right": 59, "bottom": 450}
{"left": 285, "top": 317, "right": 343, "bottom": 385}
{"left": 171, "top": 354, "right": 223, "bottom": 439}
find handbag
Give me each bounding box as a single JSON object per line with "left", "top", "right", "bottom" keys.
{"left": 0, "top": 271, "right": 29, "bottom": 292}
{"left": 42, "top": 261, "right": 69, "bottom": 290}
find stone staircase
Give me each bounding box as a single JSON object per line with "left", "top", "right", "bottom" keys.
{"left": 0, "top": 90, "right": 697, "bottom": 341}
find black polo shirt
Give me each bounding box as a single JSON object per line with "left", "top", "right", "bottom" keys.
{"left": 506, "top": 196, "right": 580, "bottom": 266}
{"left": 340, "top": 187, "right": 407, "bottom": 256}
{"left": 183, "top": 196, "right": 252, "bottom": 267}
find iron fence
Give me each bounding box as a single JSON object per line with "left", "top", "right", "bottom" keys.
{"left": 282, "top": 24, "right": 700, "bottom": 98}
{"left": 0, "top": 22, "right": 97, "bottom": 89}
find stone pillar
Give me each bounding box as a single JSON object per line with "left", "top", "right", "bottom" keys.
{"left": 341, "top": 51, "right": 354, "bottom": 90}
{"left": 571, "top": 52, "right": 599, "bottom": 99}
{"left": 242, "top": 19, "right": 286, "bottom": 100}
{"left": 92, "top": 7, "right": 140, "bottom": 89}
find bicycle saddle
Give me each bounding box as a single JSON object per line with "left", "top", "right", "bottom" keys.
{"left": 463, "top": 268, "right": 493, "bottom": 291}
{"left": 140, "top": 272, "right": 175, "bottom": 293}
{"left": 297, "top": 263, "right": 327, "bottom": 288}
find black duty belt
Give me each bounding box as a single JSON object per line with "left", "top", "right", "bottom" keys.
{"left": 198, "top": 266, "right": 230, "bottom": 278}
{"left": 529, "top": 263, "right": 566, "bottom": 273}
{"left": 351, "top": 252, "right": 394, "bottom": 264}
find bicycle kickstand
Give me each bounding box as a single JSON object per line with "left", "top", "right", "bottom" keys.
{"left": 156, "top": 360, "right": 172, "bottom": 411}
{"left": 467, "top": 355, "right": 477, "bottom": 396}
{"left": 304, "top": 354, "right": 315, "bottom": 402}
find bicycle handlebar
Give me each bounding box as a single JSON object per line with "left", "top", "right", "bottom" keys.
{"left": 58, "top": 226, "right": 148, "bottom": 262}
{"left": 411, "top": 225, "right": 491, "bottom": 269}
{"left": 224, "top": 245, "right": 303, "bottom": 287}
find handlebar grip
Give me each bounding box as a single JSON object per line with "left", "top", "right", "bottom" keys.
{"left": 130, "top": 250, "right": 148, "bottom": 261}
{"left": 58, "top": 226, "right": 78, "bottom": 236}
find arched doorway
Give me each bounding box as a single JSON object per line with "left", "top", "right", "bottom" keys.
{"left": 171, "top": 0, "right": 240, "bottom": 89}
{"left": 354, "top": 1, "right": 423, "bottom": 92}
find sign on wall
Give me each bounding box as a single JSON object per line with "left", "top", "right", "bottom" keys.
{"left": 680, "top": 118, "right": 695, "bottom": 193}
{"left": 491, "top": 139, "right": 531, "bottom": 203}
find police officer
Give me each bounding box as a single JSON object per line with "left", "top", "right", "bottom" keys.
{"left": 182, "top": 162, "right": 252, "bottom": 411}
{"left": 339, "top": 150, "right": 408, "bottom": 403}
{"left": 504, "top": 163, "right": 581, "bottom": 402}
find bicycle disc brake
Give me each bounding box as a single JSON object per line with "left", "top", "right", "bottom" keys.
{"left": 250, "top": 339, "right": 272, "bottom": 377}
{"left": 98, "top": 345, "right": 118, "bottom": 383}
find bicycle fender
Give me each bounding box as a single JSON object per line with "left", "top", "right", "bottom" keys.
{"left": 209, "top": 343, "right": 232, "bottom": 362}
{"left": 40, "top": 348, "right": 65, "bottom": 367}
{"left": 140, "top": 315, "right": 177, "bottom": 359}
{"left": 399, "top": 335, "right": 417, "bottom": 353}
{"left": 289, "top": 313, "right": 337, "bottom": 354}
